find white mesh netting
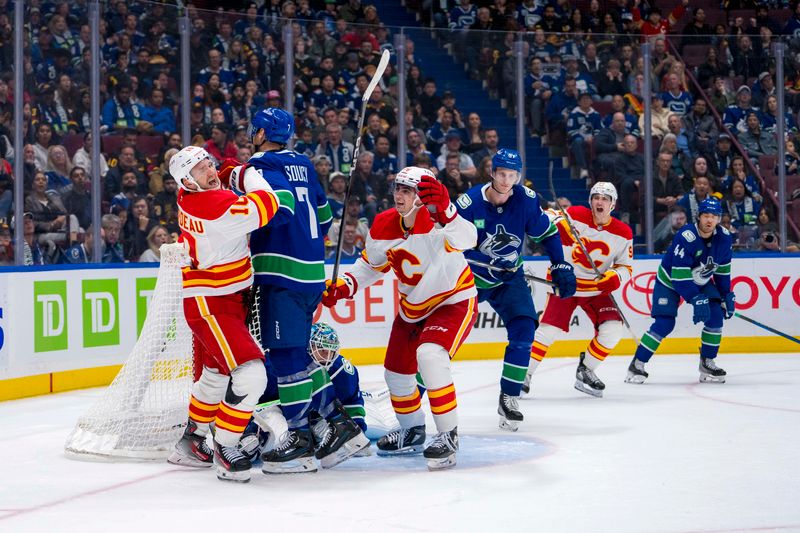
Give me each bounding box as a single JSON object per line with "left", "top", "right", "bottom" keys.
{"left": 64, "top": 243, "right": 194, "bottom": 461}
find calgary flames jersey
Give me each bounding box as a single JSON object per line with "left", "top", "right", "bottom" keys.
{"left": 178, "top": 181, "right": 278, "bottom": 298}
{"left": 548, "top": 206, "right": 633, "bottom": 297}
{"left": 345, "top": 207, "right": 478, "bottom": 323}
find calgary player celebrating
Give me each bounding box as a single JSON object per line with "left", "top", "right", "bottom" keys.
{"left": 456, "top": 148, "right": 577, "bottom": 431}
{"left": 626, "top": 198, "right": 734, "bottom": 384}
{"left": 166, "top": 146, "right": 279, "bottom": 483}
{"left": 323, "top": 166, "right": 478, "bottom": 471}
{"left": 523, "top": 182, "right": 633, "bottom": 398}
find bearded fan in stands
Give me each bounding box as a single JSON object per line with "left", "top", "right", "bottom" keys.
{"left": 455, "top": 148, "right": 577, "bottom": 431}
{"left": 523, "top": 182, "right": 634, "bottom": 398}
{"left": 166, "top": 145, "right": 279, "bottom": 483}
{"left": 323, "top": 166, "right": 478, "bottom": 471}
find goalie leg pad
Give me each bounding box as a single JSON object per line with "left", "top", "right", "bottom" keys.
{"left": 417, "top": 343, "right": 457, "bottom": 433}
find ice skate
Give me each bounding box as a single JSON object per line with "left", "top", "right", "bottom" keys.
{"left": 699, "top": 357, "right": 726, "bottom": 383}
{"left": 376, "top": 425, "right": 426, "bottom": 456}
{"left": 261, "top": 428, "right": 318, "bottom": 474}
{"left": 424, "top": 428, "right": 458, "bottom": 471}
{"left": 498, "top": 392, "right": 523, "bottom": 431}
{"left": 315, "top": 415, "right": 370, "bottom": 469}
{"left": 213, "top": 441, "right": 252, "bottom": 483}
{"left": 625, "top": 357, "right": 649, "bottom": 384}
{"left": 521, "top": 371, "right": 532, "bottom": 395}
{"left": 237, "top": 430, "right": 266, "bottom": 466}
{"left": 574, "top": 352, "right": 605, "bottom": 397}
{"left": 167, "top": 420, "right": 213, "bottom": 467}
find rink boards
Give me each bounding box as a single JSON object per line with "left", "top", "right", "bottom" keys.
{"left": 1, "top": 255, "right": 798, "bottom": 400}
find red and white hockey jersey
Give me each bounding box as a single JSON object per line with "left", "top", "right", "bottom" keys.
{"left": 344, "top": 207, "right": 478, "bottom": 322}
{"left": 548, "top": 206, "right": 633, "bottom": 297}
{"left": 178, "top": 177, "right": 278, "bottom": 298}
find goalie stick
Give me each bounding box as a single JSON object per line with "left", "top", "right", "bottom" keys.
{"left": 330, "top": 49, "right": 391, "bottom": 283}
{"left": 465, "top": 258, "right": 559, "bottom": 295}
{"left": 547, "top": 160, "right": 641, "bottom": 347}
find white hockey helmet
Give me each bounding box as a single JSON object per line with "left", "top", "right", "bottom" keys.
{"left": 169, "top": 146, "right": 213, "bottom": 191}
{"left": 589, "top": 181, "right": 618, "bottom": 209}
{"left": 394, "top": 166, "right": 434, "bottom": 191}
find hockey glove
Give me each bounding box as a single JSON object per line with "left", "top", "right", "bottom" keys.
{"left": 595, "top": 270, "right": 621, "bottom": 293}
{"left": 722, "top": 292, "right": 736, "bottom": 320}
{"left": 550, "top": 261, "right": 577, "bottom": 298}
{"left": 218, "top": 158, "right": 244, "bottom": 189}
{"left": 418, "top": 175, "right": 457, "bottom": 225}
{"left": 690, "top": 294, "right": 710, "bottom": 324}
{"left": 321, "top": 274, "right": 357, "bottom": 308}
{"left": 488, "top": 257, "right": 518, "bottom": 282}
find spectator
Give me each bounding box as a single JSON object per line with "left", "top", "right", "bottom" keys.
{"left": 653, "top": 206, "right": 688, "bottom": 253}
{"left": 709, "top": 133, "right": 736, "bottom": 178}
{"left": 62, "top": 166, "right": 91, "bottom": 231}
{"left": 475, "top": 156, "right": 493, "bottom": 185}
{"left": 659, "top": 133, "right": 688, "bottom": 180}
{"left": 780, "top": 138, "right": 800, "bottom": 176}
{"left": 464, "top": 112, "right": 485, "bottom": 154}
{"left": 123, "top": 195, "right": 157, "bottom": 261}
{"left": 721, "top": 156, "right": 762, "bottom": 202}
{"left": 0, "top": 223, "right": 13, "bottom": 265}
{"left": 418, "top": 78, "right": 442, "bottom": 125}
{"left": 667, "top": 113, "right": 692, "bottom": 158}
{"left": 196, "top": 48, "right": 235, "bottom": 93}
{"left": 752, "top": 72, "right": 777, "bottom": 110}
{"left": 18, "top": 212, "right": 45, "bottom": 265}
{"left": 683, "top": 98, "right": 718, "bottom": 157}
{"left": 361, "top": 113, "right": 383, "bottom": 152}
{"left": 137, "top": 226, "right": 169, "bottom": 263}
{"left": 101, "top": 80, "right": 151, "bottom": 133}
{"left": 21, "top": 145, "right": 38, "bottom": 190}
{"left": 594, "top": 112, "right": 629, "bottom": 175}
{"left": 760, "top": 95, "right": 798, "bottom": 137}
{"left": 562, "top": 55, "right": 598, "bottom": 97}
{"left": 426, "top": 109, "right": 463, "bottom": 156}
{"left": 631, "top": 0, "right": 689, "bottom": 40}
{"left": 32, "top": 123, "right": 54, "bottom": 172}
{"left": 203, "top": 124, "right": 238, "bottom": 166}
{"left": 33, "top": 82, "right": 69, "bottom": 137}
{"left": 327, "top": 171, "right": 347, "bottom": 220}
{"left": 598, "top": 59, "right": 627, "bottom": 101}
{"left": 724, "top": 177, "right": 761, "bottom": 230}
{"left": 100, "top": 213, "right": 125, "bottom": 263}
{"left": 679, "top": 8, "right": 713, "bottom": 52}
{"left": 732, "top": 34, "right": 763, "bottom": 80}
{"left": 612, "top": 134, "right": 645, "bottom": 223}
{"left": 25, "top": 170, "right": 71, "bottom": 253}
{"left": 738, "top": 112, "right": 777, "bottom": 162}
{"left": 600, "top": 94, "right": 641, "bottom": 136}
{"left": 60, "top": 224, "right": 101, "bottom": 264}
{"left": 45, "top": 145, "right": 73, "bottom": 193}
{"left": 470, "top": 128, "right": 499, "bottom": 167}
{"left": 723, "top": 85, "right": 757, "bottom": 135}
{"left": 316, "top": 123, "right": 355, "bottom": 174}
{"left": 327, "top": 199, "right": 370, "bottom": 255}
{"left": 436, "top": 130, "right": 477, "bottom": 179}
{"left": 143, "top": 88, "right": 176, "bottom": 135}
{"left": 71, "top": 132, "right": 109, "bottom": 181}
{"left": 313, "top": 154, "right": 333, "bottom": 194}
{"left": 525, "top": 57, "right": 552, "bottom": 137}
{"left": 372, "top": 134, "right": 399, "bottom": 178}
{"left": 153, "top": 173, "right": 179, "bottom": 234}
{"left": 684, "top": 155, "right": 717, "bottom": 196}
{"left": 326, "top": 219, "right": 363, "bottom": 260}
{"left": 104, "top": 145, "right": 147, "bottom": 200}
{"left": 438, "top": 152, "right": 472, "bottom": 201}
{"left": 545, "top": 77, "right": 579, "bottom": 144}
{"left": 405, "top": 129, "right": 433, "bottom": 167}
{"left": 697, "top": 49, "right": 728, "bottom": 92}
{"left": 652, "top": 151, "right": 684, "bottom": 223}
{"left": 567, "top": 92, "right": 602, "bottom": 180}
{"left": 349, "top": 151, "right": 381, "bottom": 223}
{"left": 661, "top": 73, "right": 693, "bottom": 116}
{"left": 640, "top": 94, "right": 671, "bottom": 139}
{"left": 678, "top": 174, "right": 713, "bottom": 222}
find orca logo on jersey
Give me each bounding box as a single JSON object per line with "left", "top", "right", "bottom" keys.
{"left": 691, "top": 256, "right": 719, "bottom": 286}
{"left": 478, "top": 224, "right": 521, "bottom": 262}
{"left": 571, "top": 237, "right": 611, "bottom": 271}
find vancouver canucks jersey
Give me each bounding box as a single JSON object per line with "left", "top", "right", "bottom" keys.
{"left": 328, "top": 354, "right": 366, "bottom": 432}
{"left": 456, "top": 183, "right": 562, "bottom": 289}
{"left": 247, "top": 149, "right": 333, "bottom": 293}
{"left": 657, "top": 223, "right": 733, "bottom": 300}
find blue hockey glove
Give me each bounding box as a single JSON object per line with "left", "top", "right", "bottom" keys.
{"left": 722, "top": 292, "right": 736, "bottom": 320}
{"left": 550, "top": 261, "right": 577, "bottom": 298}
{"left": 690, "top": 294, "right": 710, "bottom": 324}
{"left": 489, "top": 257, "right": 518, "bottom": 282}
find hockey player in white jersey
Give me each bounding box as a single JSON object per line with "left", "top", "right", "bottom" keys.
{"left": 523, "top": 182, "right": 634, "bottom": 397}
{"left": 166, "top": 146, "right": 279, "bottom": 482}
{"left": 322, "top": 166, "right": 478, "bottom": 470}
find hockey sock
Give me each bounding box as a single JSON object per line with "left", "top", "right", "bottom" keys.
{"left": 529, "top": 323, "right": 559, "bottom": 376}
{"left": 385, "top": 369, "right": 425, "bottom": 428}
{"left": 418, "top": 343, "right": 457, "bottom": 432}
{"left": 188, "top": 366, "right": 229, "bottom": 435}
{"left": 501, "top": 317, "right": 536, "bottom": 396}
{"left": 635, "top": 317, "right": 676, "bottom": 363}
{"left": 309, "top": 364, "right": 336, "bottom": 420}
{"left": 212, "top": 360, "right": 267, "bottom": 446}
{"left": 272, "top": 346, "right": 316, "bottom": 430}
{"left": 700, "top": 303, "right": 724, "bottom": 359}
{"left": 584, "top": 321, "right": 624, "bottom": 371}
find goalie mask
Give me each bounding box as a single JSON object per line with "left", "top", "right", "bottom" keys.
{"left": 169, "top": 146, "right": 216, "bottom": 192}
{"left": 308, "top": 322, "right": 340, "bottom": 368}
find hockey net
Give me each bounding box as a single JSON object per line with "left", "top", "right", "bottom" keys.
{"left": 64, "top": 243, "right": 194, "bottom": 461}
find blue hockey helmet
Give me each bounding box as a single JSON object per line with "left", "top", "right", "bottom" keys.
{"left": 698, "top": 197, "right": 722, "bottom": 216}
{"left": 249, "top": 107, "right": 295, "bottom": 144}
{"left": 308, "top": 322, "right": 340, "bottom": 368}
{"left": 491, "top": 148, "right": 523, "bottom": 173}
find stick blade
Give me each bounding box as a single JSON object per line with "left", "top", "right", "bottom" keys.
{"left": 363, "top": 49, "right": 391, "bottom": 102}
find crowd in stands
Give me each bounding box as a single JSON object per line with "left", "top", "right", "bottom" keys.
{"left": 1, "top": 0, "right": 800, "bottom": 267}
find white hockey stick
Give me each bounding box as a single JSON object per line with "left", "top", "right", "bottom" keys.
{"left": 331, "top": 49, "right": 391, "bottom": 282}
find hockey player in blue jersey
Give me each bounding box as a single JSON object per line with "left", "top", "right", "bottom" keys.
{"left": 239, "top": 108, "right": 367, "bottom": 473}
{"left": 456, "top": 148, "right": 577, "bottom": 430}
{"left": 626, "top": 198, "right": 735, "bottom": 384}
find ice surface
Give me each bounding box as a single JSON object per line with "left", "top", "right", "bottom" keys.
{"left": 1, "top": 354, "right": 798, "bottom": 533}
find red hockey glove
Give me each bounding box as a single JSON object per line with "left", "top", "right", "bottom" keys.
{"left": 595, "top": 270, "right": 621, "bottom": 293}
{"left": 218, "top": 158, "right": 245, "bottom": 189}
{"left": 321, "top": 274, "right": 357, "bottom": 308}
{"left": 417, "top": 174, "right": 457, "bottom": 225}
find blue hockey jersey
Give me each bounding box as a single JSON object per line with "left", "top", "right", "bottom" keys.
{"left": 247, "top": 149, "right": 333, "bottom": 293}
{"left": 328, "top": 354, "right": 366, "bottom": 432}
{"left": 656, "top": 223, "right": 733, "bottom": 301}
{"left": 456, "top": 183, "right": 563, "bottom": 289}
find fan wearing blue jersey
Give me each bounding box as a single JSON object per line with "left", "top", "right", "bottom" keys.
{"left": 456, "top": 148, "right": 577, "bottom": 431}
{"left": 626, "top": 198, "right": 735, "bottom": 384}
{"left": 240, "top": 108, "right": 366, "bottom": 473}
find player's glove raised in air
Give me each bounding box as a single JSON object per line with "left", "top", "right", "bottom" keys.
{"left": 418, "top": 174, "right": 457, "bottom": 225}
{"left": 690, "top": 294, "right": 710, "bottom": 324}
{"left": 550, "top": 261, "right": 577, "bottom": 298}
{"left": 722, "top": 292, "right": 736, "bottom": 320}
{"left": 321, "top": 274, "right": 357, "bottom": 308}
{"left": 595, "top": 270, "right": 621, "bottom": 293}
{"left": 217, "top": 158, "right": 244, "bottom": 190}
{"left": 488, "top": 257, "right": 518, "bottom": 282}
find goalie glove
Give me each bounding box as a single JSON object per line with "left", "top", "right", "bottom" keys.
{"left": 321, "top": 274, "right": 357, "bottom": 308}
{"left": 595, "top": 270, "right": 621, "bottom": 293}
{"left": 418, "top": 174, "right": 456, "bottom": 225}
{"left": 690, "top": 294, "right": 710, "bottom": 324}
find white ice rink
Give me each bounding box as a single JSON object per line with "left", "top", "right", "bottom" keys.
{"left": 1, "top": 353, "right": 799, "bottom": 533}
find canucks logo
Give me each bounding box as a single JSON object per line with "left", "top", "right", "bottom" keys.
{"left": 478, "top": 224, "right": 521, "bottom": 261}
{"left": 691, "top": 256, "right": 719, "bottom": 286}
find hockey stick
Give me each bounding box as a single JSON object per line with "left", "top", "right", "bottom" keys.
{"left": 734, "top": 312, "right": 800, "bottom": 345}
{"left": 465, "top": 258, "right": 558, "bottom": 294}
{"left": 546, "top": 160, "right": 641, "bottom": 347}
{"left": 330, "top": 49, "right": 391, "bottom": 283}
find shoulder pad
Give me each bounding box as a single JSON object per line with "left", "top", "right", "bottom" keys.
{"left": 681, "top": 229, "right": 696, "bottom": 242}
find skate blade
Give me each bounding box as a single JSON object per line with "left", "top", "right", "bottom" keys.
{"left": 167, "top": 451, "right": 213, "bottom": 468}
{"left": 261, "top": 457, "right": 318, "bottom": 474}
{"left": 376, "top": 444, "right": 424, "bottom": 457}
{"left": 216, "top": 467, "right": 252, "bottom": 483}
{"left": 699, "top": 374, "right": 726, "bottom": 383}
{"left": 426, "top": 454, "right": 457, "bottom": 471}
{"left": 498, "top": 416, "right": 520, "bottom": 432}
{"left": 354, "top": 442, "right": 373, "bottom": 457}
{"left": 574, "top": 380, "right": 603, "bottom": 397}
{"left": 625, "top": 373, "right": 647, "bottom": 384}
{"left": 320, "top": 433, "right": 370, "bottom": 469}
